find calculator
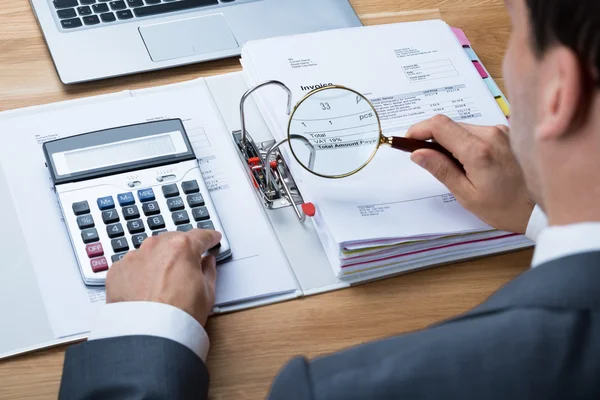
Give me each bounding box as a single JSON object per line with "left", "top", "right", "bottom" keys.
{"left": 43, "top": 119, "right": 231, "bottom": 286}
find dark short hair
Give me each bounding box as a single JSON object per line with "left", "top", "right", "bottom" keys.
{"left": 526, "top": 0, "right": 600, "bottom": 86}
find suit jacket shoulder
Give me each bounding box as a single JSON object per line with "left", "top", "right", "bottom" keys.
{"left": 268, "top": 251, "right": 600, "bottom": 400}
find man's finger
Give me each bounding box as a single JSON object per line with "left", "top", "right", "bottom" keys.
{"left": 186, "top": 229, "right": 222, "bottom": 255}
{"left": 495, "top": 124, "right": 510, "bottom": 135}
{"left": 406, "top": 116, "right": 481, "bottom": 163}
{"left": 201, "top": 255, "right": 217, "bottom": 291}
{"left": 411, "top": 149, "right": 473, "bottom": 195}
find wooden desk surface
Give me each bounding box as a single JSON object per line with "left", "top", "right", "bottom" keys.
{"left": 0, "top": 1, "right": 531, "bottom": 398}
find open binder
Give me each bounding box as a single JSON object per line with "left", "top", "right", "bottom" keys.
{"left": 0, "top": 21, "right": 531, "bottom": 359}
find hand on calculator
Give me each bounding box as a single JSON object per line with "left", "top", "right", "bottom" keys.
{"left": 105, "top": 229, "right": 221, "bottom": 326}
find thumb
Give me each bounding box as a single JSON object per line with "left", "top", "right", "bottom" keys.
{"left": 411, "top": 149, "right": 470, "bottom": 194}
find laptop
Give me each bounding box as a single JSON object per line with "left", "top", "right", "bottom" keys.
{"left": 30, "top": 0, "right": 362, "bottom": 84}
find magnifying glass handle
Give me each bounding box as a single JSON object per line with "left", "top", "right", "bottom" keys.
{"left": 390, "top": 137, "right": 463, "bottom": 170}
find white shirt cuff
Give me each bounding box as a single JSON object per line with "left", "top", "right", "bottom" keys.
{"left": 88, "top": 301, "right": 210, "bottom": 362}
{"left": 525, "top": 205, "right": 548, "bottom": 242}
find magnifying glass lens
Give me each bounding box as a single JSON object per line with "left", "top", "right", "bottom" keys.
{"left": 289, "top": 87, "right": 380, "bottom": 178}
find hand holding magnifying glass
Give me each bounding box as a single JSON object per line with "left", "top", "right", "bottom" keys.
{"left": 286, "top": 85, "right": 462, "bottom": 178}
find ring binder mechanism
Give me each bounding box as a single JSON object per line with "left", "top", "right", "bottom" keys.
{"left": 233, "top": 80, "right": 307, "bottom": 222}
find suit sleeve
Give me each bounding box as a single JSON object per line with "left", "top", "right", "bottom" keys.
{"left": 59, "top": 335, "right": 209, "bottom": 400}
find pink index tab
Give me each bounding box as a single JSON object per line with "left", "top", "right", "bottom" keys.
{"left": 451, "top": 27, "right": 471, "bottom": 47}
{"left": 472, "top": 61, "right": 489, "bottom": 79}
{"left": 91, "top": 257, "right": 109, "bottom": 273}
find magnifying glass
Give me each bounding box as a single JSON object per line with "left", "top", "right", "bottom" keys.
{"left": 286, "top": 85, "right": 459, "bottom": 178}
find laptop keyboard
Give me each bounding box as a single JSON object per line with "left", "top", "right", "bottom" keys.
{"left": 52, "top": 0, "right": 234, "bottom": 29}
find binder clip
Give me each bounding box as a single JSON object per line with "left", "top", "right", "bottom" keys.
{"left": 232, "top": 81, "right": 309, "bottom": 222}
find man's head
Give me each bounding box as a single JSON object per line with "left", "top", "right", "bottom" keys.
{"left": 503, "top": 0, "right": 600, "bottom": 224}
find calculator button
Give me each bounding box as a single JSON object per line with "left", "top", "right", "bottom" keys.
{"left": 142, "top": 201, "right": 160, "bottom": 216}
{"left": 132, "top": 233, "right": 148, "bottom": 249}
{"left": 111, "top": 253, "right": 128, "bottom": 263}
{"left": 122, "top": 205, "right": 140, "bottom": 220}
{"left": 81, "top": 228, "right": 99, "bottom": 244}
{"left": 72, "top": 201, "right": 90, "bottom": 216}
{"left": 102, "top": 209, "right": 120, "bottom": 224}
{"left": 162, "top": 184, "right": 179, "bottom": 198}
{"left": 177, "top": 224, "right": 194, "bottom": 232}
{"left": 167, "top": 197, "right": 185, "bottom": 211}
{"left": 197, "top": 220, "right": 215, "bottom": 230}
{"left": 147, "top": 215, "right": 166, "bottom": 230}
{"left": 77, "top": 215, "right": 95, "bottom": 229}
{"left": 137, "top": 188, "right": 155, "bottom": 202}
{"left": 182, "top": 180, "right": 200, "bottom": 194}
{"left": 117, "top": 192, "right": 135, "bottom": 206}
{"left": 107, "top": 223, "right": 125, "bottom": 238}
{"left": 86, "top": 242, "right": 104, "bottom": 258}
{"left": 172, "top": 210, "right": 190, "bottom": 225}
{"left": 187, "top": 194, "right": 205, "bottom": 208}
{"left": 97, "top": 196, "right": 115, "bottom": 210}
{"left": 111, "top": 238, "right": 129, "bottom": 253}
{"left": 90, "top": 257, "right": 109, "bottom": 273}
{"left": 192, "top": 207, "right": 210, "bottom": 221}
{"left": 127, "top": 219, "right": 145, "bottom": 234}
{"left": 152, "top": 229, "right": 168, "bottom": 236}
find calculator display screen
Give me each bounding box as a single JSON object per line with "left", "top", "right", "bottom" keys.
{"left": 58, "top": 133, "right": 178, "bottom": 175}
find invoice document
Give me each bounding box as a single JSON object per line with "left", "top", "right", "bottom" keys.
{"left": 241, "top": 20, "right": 511, "bottom": 246}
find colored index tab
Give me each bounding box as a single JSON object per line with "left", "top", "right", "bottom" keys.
{"left": 463, "top": 47, "right": 478, "bottom": 61}
{"left": 451, "top": 27, "right": 471, "bottom": 47}
{"left": 472, "top": 61, "right": 489, "bottom": 79}
{"left": 496, "top": 97, "right": 511, "bottom": 117}
{"left": 117, "top": 192, "right": 135, "bottom": 206}
{"left": 484, "top": 78, "right": 503, "bottom": 98}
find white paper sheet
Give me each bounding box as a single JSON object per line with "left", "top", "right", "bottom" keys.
{"left": 0, "top": 80, "right": 297, "bottom": 339}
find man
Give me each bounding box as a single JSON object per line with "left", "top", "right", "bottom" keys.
{"left": 59, "top": 0, "right": 600, "bottom": 398}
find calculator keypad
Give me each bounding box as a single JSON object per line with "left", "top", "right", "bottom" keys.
{"left": 172, "top": 210, "right": 190, "bottom": 225}
{"left": 102, "top": 209, "right": 120, "bottom": 224}
{"left": 72, "top": 201, "right": 90, "bottom": 216}
{"left": 127, "top": 219, "right": 145, "bottom": 234}
{"left": 117, "top": 192, "right": 135, "bottom": 206}
{"left": 81, "top": 228, "right": 99, "bottom": 244}
{"left": 142, "top": 201, "right": 160, "bottom": 216}
{"left": 111, "top": 238, "right": 129, "bottom": 253}
{"left": 107, "top": 223, "right": 125, "bottom": 238}
{"left": 68, "top": 176, "right": 225, "bottom": 282}
{"left": 77, "top": 215, "right": 95, "bottom": 229}
{"left": 97, "top": 196, "right": 115, "bottom": 210}
{"left": 148, "top": 215, "right": 166, "bottom": 230}
{"left": 167, "top": 197, "right": 185, "bottom": 211}
{"left": 122, "top": 205, "right": 140, "bottom": 220}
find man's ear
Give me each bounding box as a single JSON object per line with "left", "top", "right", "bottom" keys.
{"left": 535, "top": 47, "right": 583, "bottom": 141}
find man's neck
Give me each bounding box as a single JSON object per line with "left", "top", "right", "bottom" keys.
{"left": 539, "top": 122, "right": 600, "bottom": 226}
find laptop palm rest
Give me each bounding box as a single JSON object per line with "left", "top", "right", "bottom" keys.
{"left": 139, "top": 14, "right": 239, "bottom": 62}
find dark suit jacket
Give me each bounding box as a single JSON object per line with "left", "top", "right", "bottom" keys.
{"left": 59, "top": 252, "right": 600, "bottom": 399}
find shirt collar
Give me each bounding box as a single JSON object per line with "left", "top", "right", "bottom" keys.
{"left": 532, "top": 222, "right": 600, "bottom": 267}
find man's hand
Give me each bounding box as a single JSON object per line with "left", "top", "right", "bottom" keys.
{"left": 406, "top": 115, "right": 535, "bottom": 234}
{"left": 106, "top": 229, "right": 222, "bottom": 326}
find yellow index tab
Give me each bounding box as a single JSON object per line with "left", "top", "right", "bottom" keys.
{"left": 496, "top": 97, "right": 510, "bottom": 117}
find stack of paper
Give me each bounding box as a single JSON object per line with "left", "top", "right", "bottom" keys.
{"left": 241, "top": 20, "right": 532, "bottom": 277}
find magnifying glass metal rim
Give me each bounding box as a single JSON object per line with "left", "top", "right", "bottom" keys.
{"left": 287, "top": 84, "right": 384, "bottom": 179}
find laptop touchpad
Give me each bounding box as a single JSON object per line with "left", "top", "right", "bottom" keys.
{"left": 139, "top": 14, "right": 238, "bottom": 62}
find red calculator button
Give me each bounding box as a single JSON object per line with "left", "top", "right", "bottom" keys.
{"left": 86, "top": 242, "right": 104, "bottom": 258}
{"left": 90, "top": 257, "right": 109, "bottom": 273}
